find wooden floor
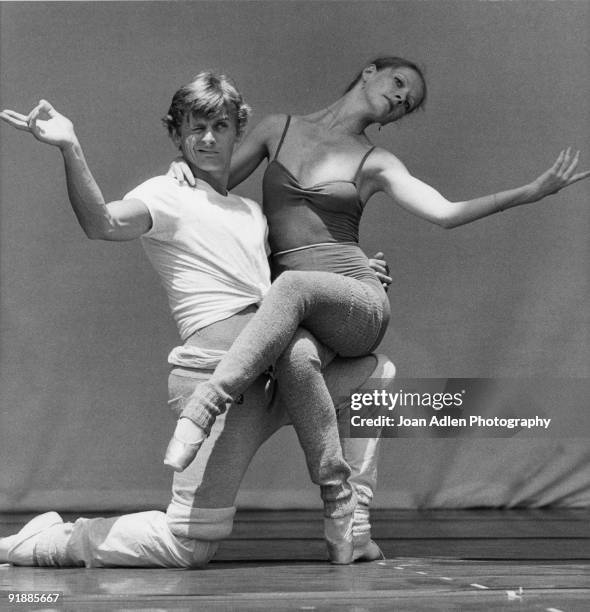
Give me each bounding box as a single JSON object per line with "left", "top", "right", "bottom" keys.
{"left": 1, "top": 510, "right": 589, "bottom": 611}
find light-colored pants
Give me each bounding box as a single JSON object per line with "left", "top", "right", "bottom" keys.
{"left": 34, "top": 352, "right": 392, "bottom": 568}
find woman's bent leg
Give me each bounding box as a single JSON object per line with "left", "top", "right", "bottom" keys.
{"left": 275, "top": 328, "right": 355, "bottom": 520}
{"left": 180, "top": 271, "right": 389, "bottom": 435}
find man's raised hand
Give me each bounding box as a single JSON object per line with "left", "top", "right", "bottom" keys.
{"left": 1, "top": 99, "right": 77, "bottom": 149}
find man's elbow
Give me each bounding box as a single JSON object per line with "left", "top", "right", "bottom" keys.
{"left": 438, "top": 217, "right": 459, "bottom": 230}
{"left": 84, "top": 221, "right": 117, "bottom": 241}
{"left": 427, "top": 214, "right": 456, "bottom": 230}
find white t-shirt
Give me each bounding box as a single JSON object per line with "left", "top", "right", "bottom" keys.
{"left": 125, "top": 176, "right": 271, "bottom": 342}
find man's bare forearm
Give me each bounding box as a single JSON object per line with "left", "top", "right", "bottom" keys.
{"left": 59, "top": 139, "right": 113, "bottom": 239}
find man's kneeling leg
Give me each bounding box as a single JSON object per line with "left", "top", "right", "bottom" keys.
{"left": 1, "top": 510, "right": 216, "bottom": 568}
{"left": 325, "top": 353, "right": 396, "bottom": 560}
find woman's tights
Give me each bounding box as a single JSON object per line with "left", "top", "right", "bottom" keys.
{"left": 178, "top": 270, "right": 389, "bottom": 518}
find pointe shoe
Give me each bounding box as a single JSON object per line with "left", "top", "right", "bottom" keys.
{"left": 0, "top": 511, "right": 63, "bottom": 565}
{"left": 164, "top": 436, "right": 203, "bottom": 472}
{"left": 353, "top": 538, "right": 386, "bottom": 562}
{"left": 324, "top": 515, "right": 354, "bottom": 565}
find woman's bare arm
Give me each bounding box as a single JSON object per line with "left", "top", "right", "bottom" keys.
{"left": 169, "top": 114, "right": 287, "bottom": 190}
{"left": 367, "top": 148, "right": 590, "bottom": 229}
{"left": 228, "top": 114, "right": 288, "bottom": 189}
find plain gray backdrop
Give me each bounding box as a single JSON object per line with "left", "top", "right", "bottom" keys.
{"left": 1, "top": 1, "right": 588, "bottom": 512}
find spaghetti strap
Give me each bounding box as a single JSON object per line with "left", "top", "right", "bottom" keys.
{"left": 353, "top": 146, "right": 376, "bottom": 185}
{"left": 273, "top": 115, "right": 291, "bottom": 160}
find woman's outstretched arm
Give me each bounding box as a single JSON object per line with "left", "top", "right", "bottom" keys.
{"left": 1, "top": 100, "right": 151, "bottom": 241}
{"left": 368, "top": 148, "right": 590, "bottom": 229}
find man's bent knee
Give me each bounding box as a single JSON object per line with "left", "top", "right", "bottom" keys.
{"left": 181, "top": 539, "right": 219, "bottom": 568}
{"left": 166, "top": 503, "right": 236, "bottom": 542}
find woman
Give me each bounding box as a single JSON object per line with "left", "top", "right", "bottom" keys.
{"left": 166, "top": 56, "right": 588, "bottom": 559}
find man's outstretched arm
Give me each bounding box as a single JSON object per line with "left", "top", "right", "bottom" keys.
{"left": 1, "top": 100, "right": 150, "bottom": 241}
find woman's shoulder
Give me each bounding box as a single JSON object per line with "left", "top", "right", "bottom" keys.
{"left": 364, "top": 146, "right": 408, "bottom": 174}
{"left": 252, "top": 113, "right": 291, "bottom": 137}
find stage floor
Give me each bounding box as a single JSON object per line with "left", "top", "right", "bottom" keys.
{"left": 1, "top": 510, "right": 589, "bottom": 611}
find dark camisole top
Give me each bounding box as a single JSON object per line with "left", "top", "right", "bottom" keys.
{"left": 262, "top": 116, "right": 380, "bottom": 286}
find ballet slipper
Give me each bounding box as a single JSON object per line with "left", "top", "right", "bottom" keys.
{"left": 352, "top": 538, "right": 386, "bottom": 562}
{"left": 164, "top": 417, "right": 207, "bottom": 472}
{"left": 0, "top": 512, "right": 63, "bottom": 565}
{"left": 163, "top": 436, "right": 204, "bottom": 472}
{"left": 324, "top": 514, "right": 354, "bottom": 564}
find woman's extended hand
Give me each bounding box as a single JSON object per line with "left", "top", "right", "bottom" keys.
{"left": 368, "top": 252, "right": 392, "bottom": 291}
{"left": 530, "top": 148, "right": 590, "bottom": 201}
{"left": 0, "top": 100, "right": 77, "bottom": 149}
{"left": 167, "top": 158, "right": 196, "bottom": 186}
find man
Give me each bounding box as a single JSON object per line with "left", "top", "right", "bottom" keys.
{"left": 0, "top": 72, "right": 394, "bottom": 567}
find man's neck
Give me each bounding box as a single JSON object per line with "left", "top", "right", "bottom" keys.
{"left": 191, "top": 165, "right": 229, "bottom": 196}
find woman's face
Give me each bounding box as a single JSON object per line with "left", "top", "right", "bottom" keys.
{"left": 363, "top": 65, "right": 425, "bottom": 125}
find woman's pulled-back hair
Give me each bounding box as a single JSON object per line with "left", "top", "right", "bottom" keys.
{"left": 162, "top": 71, "right": 251, "bottom": 137}
{"left": 345, "top": 56, "right": 427, "bottom": 112}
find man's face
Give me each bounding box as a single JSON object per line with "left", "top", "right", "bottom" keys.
{"left": 175, "top": 109, "right": 238, "bottom": 176}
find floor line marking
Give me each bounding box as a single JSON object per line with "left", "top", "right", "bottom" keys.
{"left": 470, "top": 583, "right": 489, "bottom": 589}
